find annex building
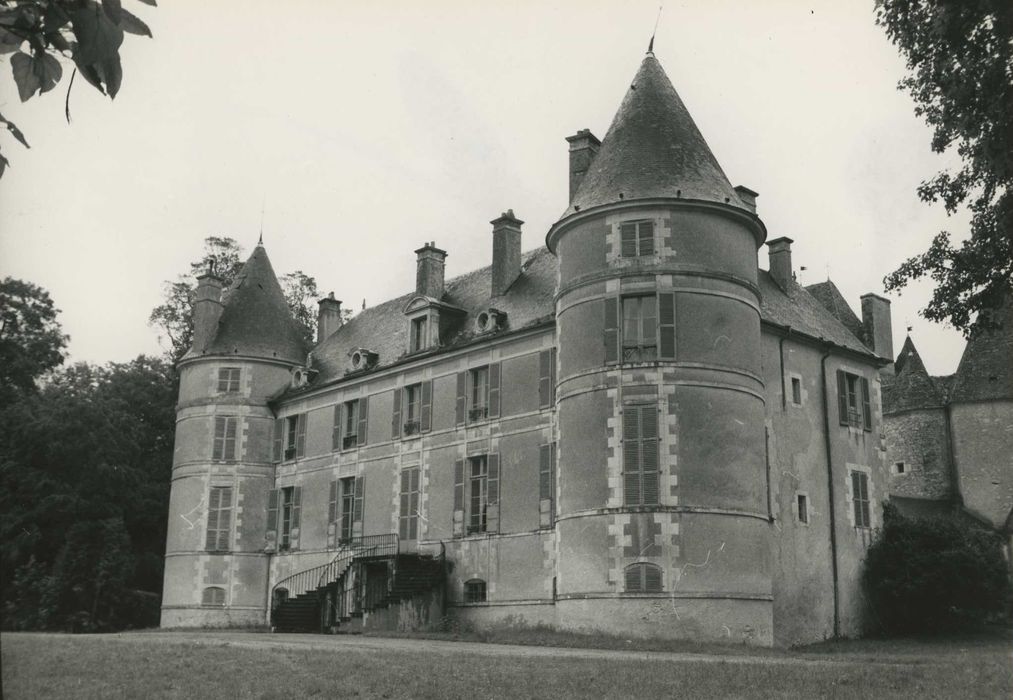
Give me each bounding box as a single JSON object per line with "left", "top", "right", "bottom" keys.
{"left": 161, "top": 50, "right": 897, "bottom": 646}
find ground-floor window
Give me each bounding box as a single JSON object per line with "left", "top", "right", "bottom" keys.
{"left": 624, "top": 562, "right": 662, "bottom": 593}
{"left": 202, "top": 586, "right": 226, "bottom": 607}
{"left": 464, "top": 579, "right": 487, "bottom": 603}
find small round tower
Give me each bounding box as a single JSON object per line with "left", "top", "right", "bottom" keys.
{"left": 548, "top": 52, "right": 772, "bottom": 643}
{"left": 160, "top": 244, "right": 309, "bottom": 627}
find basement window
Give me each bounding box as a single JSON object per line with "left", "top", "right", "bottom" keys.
{"left": 464, "top": 579, "right": 487, "bottom": 603}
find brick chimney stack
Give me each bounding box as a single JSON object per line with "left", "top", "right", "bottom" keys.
{"left": 491, "top": 209, "right": 524, "bottom": 297}
{"left": 415, "top": 242, "right": 447, "bottom": 299}
{"left": 192, "top": 264, "right": 224, "bottom": 352}
{"left": 317, "top": 292, "right": 343, "bottom": 344}
{"left": 766, "top": 237, "right": 794, "bottom": 290}
{"left": 861, "top": 293, "right": 894, "bottom": 361}
{"left": 565, "top": 129, "right": 601, "bottom": 201}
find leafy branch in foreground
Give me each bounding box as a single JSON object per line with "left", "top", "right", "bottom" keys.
{"left": 0, "top": 0, "right": 155, "bottom": 177}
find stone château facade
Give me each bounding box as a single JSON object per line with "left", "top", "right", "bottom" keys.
{"left": 161, "top": 50, "right": 897, "bottom": 646}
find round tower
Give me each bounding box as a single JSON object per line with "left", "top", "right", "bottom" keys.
{"left": 548, "top": 52, "right": 772, "bottom": 643}
{"left": 160, "top": 244, "right": 309, "bottom": 627}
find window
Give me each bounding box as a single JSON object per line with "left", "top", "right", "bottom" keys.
{"left": 623, "top": 404, "right": 660, "bottom": 506}
{"left": 404, "top": 384, "right": 421, "bottom": 435}
{"left": 624, "top": 563, "right": 662, "bottom": 592}
{"left": 469, "top": 366, "right": 489, "bottom": 422}
{"left": 339, "top": 477, "right": 355, "bottom": 543}
{"left": 796, "top": 493, "right": 809, "bottom": 524}
{"left": 622, "top": 296, "right": 658, "bottom": 362}
{"left": 212, "top": 416, "right": 237, "bottom": 461}
{"left": 464, "top": 579, "right": 487, "bottom": 603}
{"left": 410, "top": 316, "right": 428, "bottom": 353}
{"left": 343, "top": 400, "right": 359, "bottom": 449}
{"left": 790, "top": 376, "right": 802, "bottom": 405}
{"left": 467, "top": 456, "right": 488, "bottom": 534}
{"left": 539, "top": 443, "right": 556, "bottom": 529}
{"left": 280, "top": 486, "right": 295, "bottom": 551}
{"left": 205, "top": 486, "right": 233, "bottom": 551}
{"left": 399, "top": 467, "right": 421, "bottom": 540}
{"left": 620, "top": 220, "right": 655, "bottom": 257}
{"left": 285, "top": 416, "right": 298, "bottom": 460}
{"left": 202, "top": 586, "right": 226, "bottom": 607}
{"left": 851, "top": 471, "right": 871, "bottom": 528}
{"left": 837, "top": 370, "right": 872, "bottom": 431}
{"left": 894, "top": 461, "right": 906, "bottom": 475}
{"left": 275, "top": 414, "right": 305, "bottom": 462}
{"left": 217, "top": 367, "right": 241, "bottom": 393}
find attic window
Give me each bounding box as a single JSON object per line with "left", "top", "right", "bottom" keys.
{"left": 477, "top": 312, "right": 490, "bottom": 332}
{"left": 410, "top": 316, "right": 428, "bottom": 353}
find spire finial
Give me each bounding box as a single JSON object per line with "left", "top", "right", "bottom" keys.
{"left": 258, "top": 197, "right": 265, "bottom": 247}
{"left": 648, "top": 4, "right": 662, "bottom": 55}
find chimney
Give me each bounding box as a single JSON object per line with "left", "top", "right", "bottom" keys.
{"left": 317, "top": 292, "right": 343, "bottom": 344}
{"left": 734, "top": 185, "right": 758, "bottom": 214}
{"left": 565, "top": 129, "right": 601, "bottom": 201}
{"left": 765, "top": 237, "right": 794, "bottom": 290}
{"left": 861, "top": 293, "right": 894, "bottom": 360}
{"left": 491, "top": 209, "right": 524, "bottom": 297}
{"left": 193, "top": 265, "right": 224, "bottom": 351}
{"left": 415, "top": 242, "right": 447, "bottom": 299}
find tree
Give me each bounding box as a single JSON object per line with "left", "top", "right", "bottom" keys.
{"left": 0, "top": 277, "right": 68, "bottom": 400}
{"left": 876, "top": 0, "right": 1013, "bottom": 335}
{"left": 0, "top": 0, "right": 155, "bottom": 177}
{"left": 149, "top": 237, "right": 320, "bottom": 364}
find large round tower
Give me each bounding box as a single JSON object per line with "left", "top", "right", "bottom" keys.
{"left": 548, "top": 52, "right": 772, "bottom": 643}
{"left": 160, "top": 244, "right": 309, "bottom": 627}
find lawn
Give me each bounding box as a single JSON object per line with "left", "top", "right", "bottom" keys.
{"left": 2, "top": 630, "right": 1010, "bottom": 699}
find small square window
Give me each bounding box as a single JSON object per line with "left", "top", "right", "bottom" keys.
{"left": 218, "top": 367, "right": 241, "bottom": 393}
{"left": 464, "top": 579, "right": 487, "bottom": 603}
{"left": 797, "top": 494, "right": 809, "bottom": 524}
{"left": 790, "top": 377, "right": 802, "bottom": 405}
{"left": 619, "top": 221, "right": 655, "bottom": 258}
{"left": 894, "top": 461, "right": 906, "bottom": 475}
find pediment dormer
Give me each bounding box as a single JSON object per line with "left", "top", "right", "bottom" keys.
{"left": 402, "top": 295, "right": 466, "bottom": 355}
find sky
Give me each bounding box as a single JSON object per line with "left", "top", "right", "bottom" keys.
{"left": 0, "top": 0, "right": 972, "bottom": 375}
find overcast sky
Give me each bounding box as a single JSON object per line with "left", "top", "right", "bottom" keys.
{"left": 0, "top": 0, "right": 971, "bottom": 375}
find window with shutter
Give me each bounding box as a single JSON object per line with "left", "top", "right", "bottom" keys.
{"left": 624, "top": 562, "right": 663, "bottom": 592}
{"left": 538, "top": 348, "right": 557, "bottom": 408}
{"left": 619, "top": 220, "right": 655, "bottom": 257}
{"left": 356, "top": 397, "right": 369, "bottom": 447}
{"left": 623, "top": 404, "right": 660, "bottom": 506}
{"left": 279, "top": 486, "right": 295, "bottom": 551}
{"left": 217, "top": 367, "right": 241, "bottom": 393}
{"left": 837, "top": 370, "right": 871, "bottom": 430}
{"left": 539, "top": 443, "right": 555, "bottom": 528}
{"left": 332, "top": 404, "right": 341, "bottom": 451}
{"left": 468, "top": 367, "right": 490, "bottom": 422}
{"left": 399, "top": 467, "right": 421, "bottom": 540}
{"left": 622, "top": 296, "right": 658, "bottom": 362}
{"left": 352, "top": 475, "right": 365, "bottom": 538}
{"left": 327, "top": 480, "right": 339, "bottom": 549}
{"left": 467, "top": 455, "right": 488, "bottom": 534}
{"left": 341, "top": 400, "right": 359, "bottom": 449}
{"left": 339, "top": 477, "right": 355, "bottom": 543}
{"left": 453, "top": 459, "right": 465, "bottom": 537}
{"left": 658, "top": 293, "right": 675, "bottom": 360}
{"left": 265, "top": 489, "right": 279, "bottom": 552}
{"left": 604, "top": 297, "right": 620, "bottom": 364}
{"left": 212, "top": 416, "right": 237, "bottom": 461}
{"left": 202, "top": 586, "right": 227, "bottom": 607}
{"left": 403, "top": 384, "right": 422, "bottom": 435}
{"left": 205, "top": 486, "right": 233, "bottom": 552}
{"left": 420, "top": 380, "right": 433, "bottom": 433}
{"left": 851, "top": 471, "right": 871, "bottom": 528}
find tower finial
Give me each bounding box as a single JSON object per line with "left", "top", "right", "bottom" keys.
{"left": 648, "top": 4, "right": 662, "bottom": 55}
{"left": 258, "top": 197, "right": 265, "bottom": 247}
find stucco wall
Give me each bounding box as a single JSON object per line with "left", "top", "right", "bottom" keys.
{"left": 951, "top": 400, "right": 1013, "bottom": 528}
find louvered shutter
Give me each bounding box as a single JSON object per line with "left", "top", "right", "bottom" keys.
{"left": 625, "top": 564, "right": 641, "bottom": 591}
{"left": 265, "top": 489, "right": 279, "bottom": 552}
{"left": 273, "top": 419, "right": 283, "bottom": 462}
{"left": 623, "top": 406, "right": 642, "bottom": 505}
{"left": 327, "top": 480, "right": 338, "bottom": 549}
{"left": 453, "top": 458, "right": 465, "bottom": 537}
{"left": 352, "top": 475, "right": 364, "bottom": 537}
{"left": 620, "top": 223, "right": 637, "bottom": 257}
{"left": 399, "top": 470, "right": 410, "bottom": 540}
{"left": 641, "top": 406, "right": 660, "bottom": 505}
{"left": 206, "top": 487, "right": 221, "bottom": 550}
{"left": 455, "top": 372, "right": 467, "bottom": 425}
{"left": 216, "top": 487, "right": 232, "bottom": 551}
{"left": 295, "top": 414, "right": 307, "bottom": 458}
{"left": 224, "top": 418, "right": 237, "bottom": 460}
{"left": 357, "top": 397, "right": 368, "bottom": 447}
{"left": 332, "top": 405, "right": 341, "bottom": 451}
{"left": 421, "top": 380, "right": 433, "bottom": 432}
{"left": 639, "top": 222, "right": 655, "bottom": 256}
{"left": 538, "top": 350, "right": 552, "bottom": 408}
{"left": 289, "top": 486, "right": 302, "bottom": 550}
{"left": 410, "top": 468, "right": 420, "bottom": 540}
{"left": 212, "top": 417, "right": 225, "bottom": 460}
{"left": 488, "top": 363, "right": 501, "bottom": 418}
{"left": 486, "top": 454, "right": 500, "bottom": 533}
{"left": 391, "top": 387, "right": 402, "bottom": 439}
{"left": 539, "top": 443, "right": 553, "bottom": 528}
{"left": 836, "top": 370, "right": 849, "bottom": 426}
{"left": 604, "top": 297, "right": 620, "bottom": 364}
{"left": 644, "top": 563, "right": 662, "bottom": 592}
{"left": 659, "top": 293, "right": 676, "bottom": 360}
{"left": 860, "top": 377, "right": 872, "bottom": 431}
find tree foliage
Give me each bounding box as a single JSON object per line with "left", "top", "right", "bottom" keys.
{"left": 1, "top": 354, "right": 176, "bottom": 631}
{"left": 149, "top": 237, "right": 319, "bottom": 364}
{"left": 0, "top": 0, "right": 154, "bottom": 176}
{"left": 876, "top": 0, "right": 1013, "bottom": 334}
{"left": 863, "top": 503, "right": 1011, "bottom": 634}
{"left": 0, "top": 276, "right": 68, "bottom": 401}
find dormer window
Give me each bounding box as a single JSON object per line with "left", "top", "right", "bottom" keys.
{"left": 620, "top": 220, "right": 655, "bottom": 257}
{"left": 475, "top": 308, "right": 506, "bottom": 334}
{"left": 410, "top": 316, "right": 429, "bottom": 353}
{"left": 348, "top": 348, "right": 378, "bottom": 373}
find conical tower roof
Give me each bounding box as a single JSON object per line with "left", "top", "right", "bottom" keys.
{"left": 199, "top": 244, "right": 309, "bottom": 364}
{"left": 951, "top": 294, "right": 1013, "bottom": 402}
{"left": 883, "top": 336, "right": 945, "bottom": 414}
{"left": 563, "top": 53, "right": 744, "bottom": 218}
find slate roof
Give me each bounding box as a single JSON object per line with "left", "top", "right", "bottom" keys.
{"left": 306, "top": 249, "right": 876, "bottom": 388}
{"left": 951, "top": 295, "right": 1013, "bottom": 402}
{"left": 191, "top": 245, "right": 310, "bottom": 364}
{"left": 882, "top": 337, "right": 946, "bottom": 414}
{"left": 563, "top": 53, "right": 745, "bottom": 218}
{"left": 804, "top": 280, "right": 867, "bottom": 345}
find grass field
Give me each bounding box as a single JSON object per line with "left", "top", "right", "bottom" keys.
{"left": 2, "top": 629, "right": 1011, "bottom": 699}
